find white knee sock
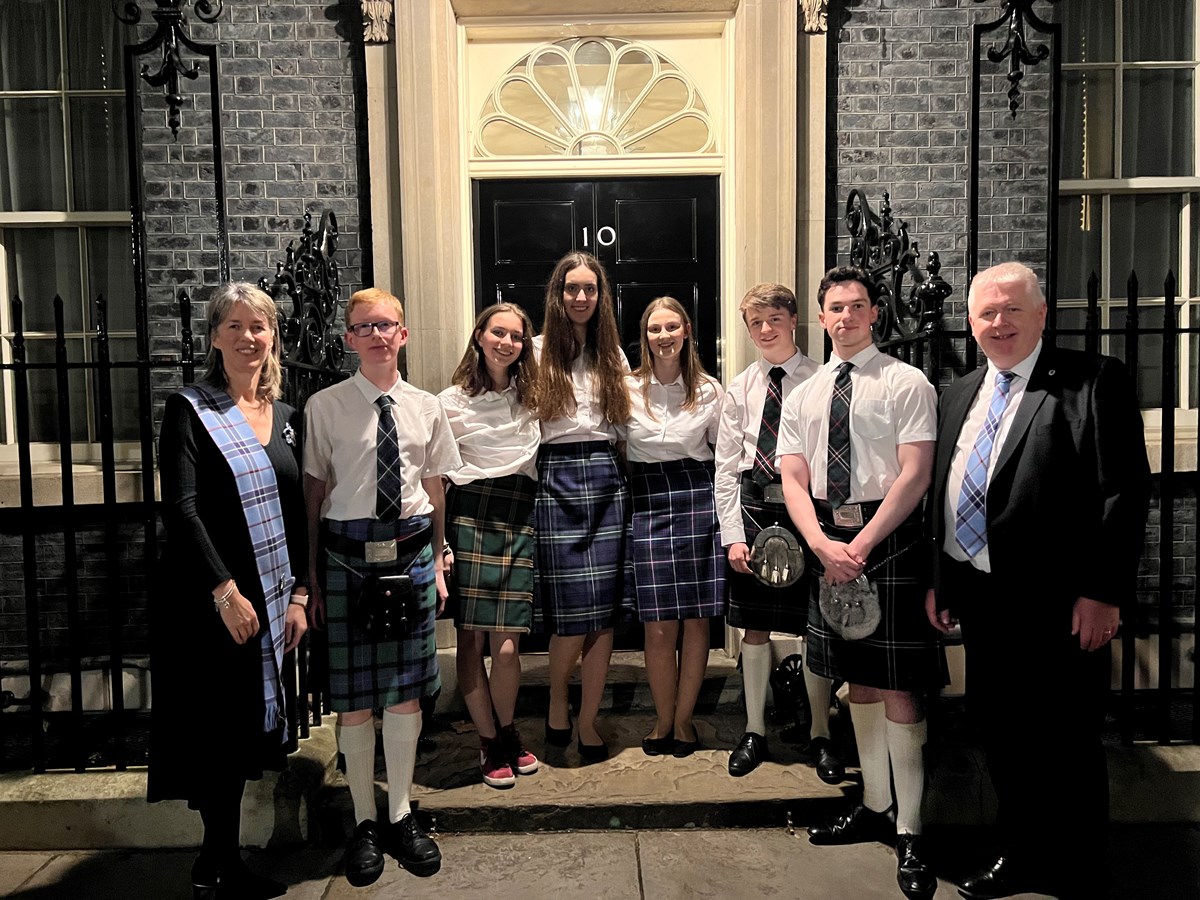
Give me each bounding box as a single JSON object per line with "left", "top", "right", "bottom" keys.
{"left": 741, "top": 642, "right": 772, "bottom": 736}
{"left": 336, "top": 719, "right": 378, "bottom": 825}
{"left": 849, "top": 700, "right": 892, "bottom": 815}
{"left": 887, "top": 718, "right": 928, "bottom": 835}
{"left": 801, "top": 641, "right": 832, "bottom": 741}
{"left": 382, "top": 709, "right": 422, "bottom": 824}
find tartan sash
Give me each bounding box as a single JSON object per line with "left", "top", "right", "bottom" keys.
{"left": 179, "top": 385, "right": 291, "bottom": 741}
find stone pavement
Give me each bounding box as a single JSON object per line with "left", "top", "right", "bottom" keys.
{"left": 3, "top": 824, "right": 1198, "bottom": 899}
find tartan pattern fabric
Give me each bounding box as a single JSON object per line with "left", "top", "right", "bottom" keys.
{"left": 629, "top": 458, "right": 727, "bottom": 622}
{"left": 447, "top": 474, "right": 537, "bottom": 632}
{"left": 727, "top": 474, "right": 809, "bottom": 636}
{"left": 826, "top": 361, "right": 854, "bottom": 508}
{"left": 955, "top": 371, "right": 1014, "bottom": 556}
{"left": 751, "top": 366, "right": 787, "bottom": 487}
{"left": 322, "top": 516, "right": 440, "bottom": 711}
{"left": 805, "top": 513, "right": 947, "bottom": 691}
{"left": 374, "top": 395, "right": 403, "bottom": 523}
{"left": 534, "top": 441, "right": 631, "bottom": 636}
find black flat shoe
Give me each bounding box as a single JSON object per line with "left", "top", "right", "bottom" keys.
{"left": 545, "top": 711, "right": 573, "bottom": 747}
{"left": 577, "top": 737, "right": 609, "bottom": 763}
{"left": 672, "top": 725, "right": 700, "bottom": 758}
{"left": 641, "top": 733, "right": 676, "bottom": 756}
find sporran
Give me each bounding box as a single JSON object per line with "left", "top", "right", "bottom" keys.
{"left": 818, "top": 575, "right": 882, "bottom": 640}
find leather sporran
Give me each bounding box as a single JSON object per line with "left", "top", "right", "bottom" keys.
{"left": 818, "top": 575, "right": 882, "bottom": 640}
{"left": 354, "top": 541, "right": 426, "bottom": 640}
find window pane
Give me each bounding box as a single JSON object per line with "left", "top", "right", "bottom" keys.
{"left": 22, "top": 338, "right": 88, "bottom": 443}
{"left": 87, "top": 228, "right": 135, "bottom": 333}
{"left": 1057, "top": 195, "right": 1102, "bottom": 299}
{"left": 1055, "top": 0, "right": 1115, "bottom": 63}
{"left": 1053, "top": 305, "right": 1090, "bottom": 353}
{"left": 1061, "top": 70, "right": 1114, "bottom": 179}
{"left": 1124, "top": 0, "right": 1194, "bottom": 61}
{"left": 0, "top": 0, "right": 61, "bottom": 91}
{"left": 1109, "top": 194, "right": 1182, "bottom": 296}
{"left": 1193, "top": 195, "right": 1199, "bottom": 298}
{"left": 1111, "top": 305, "right": 1172, "bottom": 409}
{"left": 67, "top": 7, "right": 131, "bottom": 91}
{"left": 1191, "top": 305, "right": 1200, "bottom": 409}
{"left": 0, "top": 99, "right": 67, "bottom": 211}
{"left": 1122, "top": 69, "right": 1194, "bottom": 177}
{"left": 5, "top": 229, "right": 83, "bottom": 332}
{"left": 70, "top": 97, "right": 129, "bottom": 211}
{"left": 91, "top": 336, "right": 139, "bottom": 441}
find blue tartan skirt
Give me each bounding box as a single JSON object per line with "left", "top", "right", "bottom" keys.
{"left": 321, "top": 516, "right": 441, "bottom": 712}
{"left": 534, "top": 440, "right": 632, "bottom": 636}
{"left": 630, "top": 458, "right": 726, "bottom": 621}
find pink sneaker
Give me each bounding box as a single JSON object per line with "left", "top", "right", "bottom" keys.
{"left": 500, "top": 723, "right": 539, "bottom": 775}
{"left": 480, "top": 738, "right": 516, "bottom": 788}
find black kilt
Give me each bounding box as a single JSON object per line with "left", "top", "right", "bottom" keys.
{"left": 727, "top": 474, "right": 810, "bottom": 635}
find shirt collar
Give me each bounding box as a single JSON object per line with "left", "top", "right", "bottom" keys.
{"left": 986, "top": 338, "right": 1042, "bottom": 384}
{"left": 757, "top": 350, "right": 808, "bottom": 377}
{"left": 649, "top": 371, "right": 684, "bottom": 387}
{"left": 353, "top": 367, "right": 403, "bottom": 404}
{"left": 829, "top": 343, "right": 880, "bottom": 370}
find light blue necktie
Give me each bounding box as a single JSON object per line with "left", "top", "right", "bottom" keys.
{"left": 954, "top": 371, "right": 1014, "bottom": 557}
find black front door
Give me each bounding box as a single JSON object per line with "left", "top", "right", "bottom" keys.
{"left": 473, "top": 176, "right": 720, "bottom": 376}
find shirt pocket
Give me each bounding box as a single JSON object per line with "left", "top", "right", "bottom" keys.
{"left": 852, "top": 399, "right": 893, "bottom": 440}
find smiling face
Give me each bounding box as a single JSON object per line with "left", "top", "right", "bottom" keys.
{"left": 476, "top": 309, "right": 525, "bottom": 386}
{"left": 968, "top": 279, "right": 1046, "bottom": 370}
{"left": 645, "top": 306, "right": 689, "bottom": 367}
{"left": 345, "top": 299, "right": 408, "bottom": 370}
{"left": 819, "top": 281, "right": 878, "bottom": 357}
{"left": 743, "top": 304, "right": 799, "bottom": 363}
{"left": 211, "top": 301, "right": 274, "bottom": 379}
{"left": 562, "top": 264, "right": 600, "bottom": 331}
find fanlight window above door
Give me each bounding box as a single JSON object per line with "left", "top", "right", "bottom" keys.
{"left": 474, "top": 38, "right": 717, "bottom": 158}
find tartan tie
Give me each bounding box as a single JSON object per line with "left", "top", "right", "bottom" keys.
{"left": 826, "top": 361, "right": 854, "bottom": 508}
{"left": 374, "top": 394, "right": 403, "bottom": 523}
{"left": 751, "top": 366, "right": 787, "bottom": 487}
{"left": 954, "top": 371, "right": 1015, "bottom": 557}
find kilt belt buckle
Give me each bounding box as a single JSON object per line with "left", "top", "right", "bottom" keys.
{"left": 762, "top": 484, "right": 786, "bottom": 504}
{"left": 832, "top": 503, "right": 865, "bottom": 529}
{"left": 364, "top": 539, "right": 398, "bottom": 563}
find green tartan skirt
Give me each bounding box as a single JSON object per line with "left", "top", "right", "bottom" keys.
{"left": 446, "top": 473, "right": 536, "bottom": 633}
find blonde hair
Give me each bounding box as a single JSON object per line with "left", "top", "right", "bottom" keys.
{"left": 536, "top": 251, "right": 630, "bottom": 425}
{"left": 451, "top": 302, "right": 539, "bottom": 409}
{"left": 738, "top": 282, "right": 798, "bottom": 321}
{"left": 346, "top": 287, "right": 405, "bottom": 326}
{"left": 632, "top": 296, "right": 710, "bottom": 418}
{"left": 202, "top": 282, "right": 283, "bottom": 401}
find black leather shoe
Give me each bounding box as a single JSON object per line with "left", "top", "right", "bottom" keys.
{"left": 394, "top": 813, "right": 441, "bottom": 877}
{"left": 808, "top": 736, "right": 846, "bottom": 784}
{"left": 896, "top": 834, "right": 936, "bottom": 899}
{"left": 344, "top": 820, "right": 385, "bottom": 887}
{"left": 641, "top": 733, "right": 675, "bottom": 756}
{"left": 727, "top": 732, "right": 770, "bottom": 776}
{"left": 808, "top": 802, "right": 895, "bottom": 846}
{"left": 577, "top": 737, "right": 609, "bottom": 763}
{"left": 958, "top": 856, "right": 1030, "bottom": 899}
{"left": 545, "top": 711, "right": 573, "bottom": 747}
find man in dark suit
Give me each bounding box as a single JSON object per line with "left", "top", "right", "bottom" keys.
{"left": 925, "top": 262, "right": 1150, "bottom": 899}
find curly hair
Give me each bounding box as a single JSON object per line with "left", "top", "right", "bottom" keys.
{"left": 201, "top": 282, "right": 283, "bottom": 401}
{"left": 450, "top": 302, "right": 539, "bottom": 409}
{"left": 536, "top": 251, "right": 630, "bottom": 425}
{"left": 631, "top": 296, "right": 710, "bottom": 419}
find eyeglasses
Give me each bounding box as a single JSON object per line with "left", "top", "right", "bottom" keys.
{"left": 564, "top": 282, "right": 598, "bottom": 298}
{"left": 348, "top": 320, "right": 400, "bottom": 338}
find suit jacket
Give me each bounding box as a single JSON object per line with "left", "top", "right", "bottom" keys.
{"left": 930, "top": 345, "right": 1150, "bottom": 614}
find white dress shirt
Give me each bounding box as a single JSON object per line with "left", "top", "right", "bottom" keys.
{"left": 777, "top": 344, "right": 937, "bottom": 503}
{"left": 943, "top": 340, "right": 1042, "bottom": 571}
{"left": 304, "top": 369, "right": 462, "bottom": 521}
{"left": 714, "top": 351, "right": 822, "bottom": 546}
{"left": 622, "top": 372, "right": 724, "bottom": 464}
{"left": 532, "top": 334, "right": 631, "bottom": 444}
{"left": 437, "top": 382, "right": 540, "bottom": 484}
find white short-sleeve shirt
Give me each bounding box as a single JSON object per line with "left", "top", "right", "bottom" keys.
{"left": 622, "top": 372, "right": 724, "bottom": 464}
{"left": 437, "top": 382, "right": 540, "bottom": 484}
{"left": 532, "top": 334, "right": 631, "bottom": 444}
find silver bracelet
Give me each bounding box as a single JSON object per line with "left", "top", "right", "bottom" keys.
{"left": 213, "top": 582, "right": 235, "bottom": 611}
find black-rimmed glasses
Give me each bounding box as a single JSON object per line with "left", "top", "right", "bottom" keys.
{"left": 348, "top": 320, "right": 401, "bottom": 338}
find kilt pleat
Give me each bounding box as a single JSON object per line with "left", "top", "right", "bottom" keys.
{"left": 447, "top": 474, "right": 536, "bottom": 632}
{"left": 322, "top": 516, "right": 441, "bottom": 711}
{"left": 805, "top": 516, "right": 947, "bottom": 691}
{"left": 534, "top": 441, "right": 631, "bottom": 635}
{"left": 727, "top": 476, "right": 809, "bottom": 635}
{"left": 630, "top": 458, "right": 726, "bottom": 621}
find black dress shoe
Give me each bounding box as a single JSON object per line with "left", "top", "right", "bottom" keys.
{"left": 344, "top": 820, "right": 386, "bottom": 887}
{"left": 958, "top": 856, "right": 1030, "bottom": 899}
{"left": 577, "top": 736, "right": 609, "bottom": 763}
{"left": 896, "top": 834, "right": 936, "bottom": 899}
{"left": 545, "top": 711, "right": 573, "bottom": 747}
{"left": 808, "top": 736, "right": 846, "bottom": 784}
{"left": 808, "top": 802, "right": 895, "bottom": 846}
{"left": 728, "top": 732, "right": 770, "bottom": 776}
{"left": 394, "top": 813, "right": 442, "bottom": 877}
{"left": 641, "top": 733, "right": 676, "bottom": 756}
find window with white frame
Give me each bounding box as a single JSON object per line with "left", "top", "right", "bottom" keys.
{"left": 0, "top": 0, "right": 136, "bottom": 457}
{"left": 1054, "top": 0, "right": 1199, "bottom": 413}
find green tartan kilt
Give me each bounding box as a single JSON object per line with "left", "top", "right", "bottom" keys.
{"left": 446, "top": 473, "right": 536, "bottom": 633}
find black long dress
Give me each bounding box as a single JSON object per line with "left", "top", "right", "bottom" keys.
{"left": 147, "top": 391, "right": 307, "bottom": 807}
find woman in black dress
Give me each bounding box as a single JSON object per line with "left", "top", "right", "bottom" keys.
{"left": 149, "top": 283, "right": 308, "bottom": 900}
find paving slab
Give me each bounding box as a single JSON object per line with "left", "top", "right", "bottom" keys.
{"left": 0, "top": 853, "right": 52, "bottom": 896}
